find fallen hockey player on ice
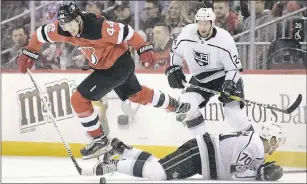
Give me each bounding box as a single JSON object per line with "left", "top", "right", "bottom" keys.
{"left": 92, "top": 121, "right": 286, "bottom": 181}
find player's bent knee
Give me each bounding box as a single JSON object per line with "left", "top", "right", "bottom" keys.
{"left": 143, "top": 162, "right": 167, "bottom": 181}
{"left": 179, "top": 92, "right": 204, "bottom": 121}
{"left": 223, "top": 101, "right": 242, "bottom": 117}
{"left": 71, "top": 90, "right": 94, "bottom": 116}
{"left": 129, "top": 85, "right": 153, "bottom": 105}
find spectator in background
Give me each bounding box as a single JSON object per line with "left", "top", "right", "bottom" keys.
{"left": 100, "top": 0, "right": 121, "bottom": 21}
{"left": 271, "top": 1, "right": 302, "bottom": 17}
{"left": 272, "top": 1, "right": 303, "bottom": 40}
{"left": 113, "top": 1, "right": 145, "bottom": 30}
{"left": 164, "top": 1, "right": 193, "bottom": 39}
{"left": 41, "top": 2, "right": 59, "bottom": 24}
{"left": 238, "top": 0, "right": 276, "bottom": 68}
{"left": 187, "top": 1, "right": 207, "bottom": 20}
{"left": 142, "top": 0, "right": 165, "bottom": 42}
{"left": 85, "top": 1, "right": 103, "bottom": 15}
{"left": 239, "top": 0, "right": 251, "bottom": 20}
{"left": 37, "top": 43, "right": 62, "bottom": 69}
{"left": 2, "top": 25, "right": 29, "bottom": 68}
{"left": 237, "top": 0, "right": 276, "bottom": 42}
{"left": 213, "top": 0, "right": 239, "bottom": 35}
{"left": 58, "top": 43, "right": 89, "bottom": 70}
{"left": 148, "top": 22, "right": 173, "bottom": 70}
{"left": 85, "top": 0, "right": 117, "bottom": 21}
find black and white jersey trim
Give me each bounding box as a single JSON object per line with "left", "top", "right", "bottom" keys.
{"left": 36, "top": 24, "right": 54, "bottom": 43}
{"left": 207, "top": 44, "right": 237, "bottom": 68}
{"left": 173, "top": 39, "right": 197, "bottom": 50}
{"left": 195, "top": 69, "right": 224, "bottom": 81}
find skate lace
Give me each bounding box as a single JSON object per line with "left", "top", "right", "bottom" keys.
{"left": 176, "top": 103, "right": 190, "bottom": 113}
{"left": 85, "top": 137, "right": 102, "bottom": 150}
{"left": 85, "top": 135, "right": 108, "bottom": 150}
{"left": 85, "top": 141, "right": 95, "bottom": 150}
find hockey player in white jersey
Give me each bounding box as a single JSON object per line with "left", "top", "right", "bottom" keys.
{"left": 165, "top": 8, "right": 252, "bottom": 134}
{"left": 93, "top": 121, "right": 285, "bottom": 181}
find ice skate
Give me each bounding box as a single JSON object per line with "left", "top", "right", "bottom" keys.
{"left": 175, "top": 101, "right": 191, "bottom": 114}
{"left": 174, "top": 102, "right": 191, "bottom": 122}
{"left": 80, "top": 134, "right": 113, "bottom": 160}
{"left": 102, "top": 138, "right": 133, "bottom": 162}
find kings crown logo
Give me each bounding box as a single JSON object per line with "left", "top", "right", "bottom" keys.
{"left": 193, "top": 49, "right": 210, "bottom": 67}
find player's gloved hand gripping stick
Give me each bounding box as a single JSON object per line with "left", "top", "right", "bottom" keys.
{"left": 183, "top": 82, "right": 302, "bottom": 114}
{"left": 26, "top": 68, "right": 97, "bottom": 176}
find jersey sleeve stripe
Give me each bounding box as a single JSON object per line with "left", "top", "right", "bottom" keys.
{"left": 123, "top": 25, "right": 134, "bottom": 42}
{"left": 41, "top": 25, "right": 49, "bottom": 42}
{"left": 40, "top": 25, "right": 54, "bottom": 43}
{"left": 207, "top": 44, "right": 237, "bottom": 68}
{"left": 122, "top": 25, "right": 129, "bottom": 41}
{"left": 117, "top": 24, "right": 134, "bottom": 44}
{"left": 36, "top": 26, "right": 47, "bottom": 43}
{"left": 116, "top": 23, "right": 125, "bottom": 44}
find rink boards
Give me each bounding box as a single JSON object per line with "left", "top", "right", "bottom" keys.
{"left": 1, "top": 71, "right": 306, "bottom": 168}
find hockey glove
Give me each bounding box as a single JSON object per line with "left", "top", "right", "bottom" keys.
{"left": 256, "top": 161, "right": 283, "bottom": 181}
{"left": 137, "top": 44, "right": 155, "bottom": 68}
{"left": 218, "top": 80, "right": 236, "bottom": 103}
{"left": 165, "top": 65, "right": 186, "bottom": 89}
{"left": 18, "top": 47, "right": 38, "bottom": 74}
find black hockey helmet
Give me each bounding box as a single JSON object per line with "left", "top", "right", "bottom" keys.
{"left": 57, "top": 2, "right": 81, "bottom": 25}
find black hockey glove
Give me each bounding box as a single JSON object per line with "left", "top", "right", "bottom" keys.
{"left": 165, "top": 65, "right": 186, "bottom": 89}
{"left": 218, "top": 80, "right": 236, "bottom": 103}
{"left": 256, "top": 161, "right": 283, "bottom": 181}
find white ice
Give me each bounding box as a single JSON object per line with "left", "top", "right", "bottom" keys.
{"left": 2, "top": 156, "right": 306, "bottom": 183}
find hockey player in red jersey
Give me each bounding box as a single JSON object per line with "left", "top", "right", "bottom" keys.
{"left": 17, "top": 2, "right": 190, "bottom": 160}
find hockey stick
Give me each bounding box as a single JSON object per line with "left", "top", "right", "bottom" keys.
{"left": 184, "top": 83, "right": 302, "bottom": 114}
{"left": 284, "top": 169, "right": 307, "bottom": 174}
{"left": 26, "top": 69, "right": 94, "bottom": 176}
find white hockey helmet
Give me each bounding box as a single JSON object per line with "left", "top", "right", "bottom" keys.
{"left": 195, "top": 8, "right": 216, "bottom": 22}
{"left": 259, "top": 121, "right": 286, "bottom": 146}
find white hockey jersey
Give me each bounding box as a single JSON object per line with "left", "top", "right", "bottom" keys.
{"left": 171, "top": 24, "right": 242, "bottom": 83}
{"left": 196, "top": 131, "right": 265, "bottom": 181}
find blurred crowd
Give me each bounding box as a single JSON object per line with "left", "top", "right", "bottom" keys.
{"left": 1, "top": 0, "right": 306, "bottom": 71}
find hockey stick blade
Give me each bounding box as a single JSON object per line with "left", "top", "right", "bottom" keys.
{"left": 26, "top": 69, "right": 94, "bottom": 176}
{"left": 285, "top": 94, "right": 302, "bottom": 114}
{"left": 266, "top": 94, "right": 302, "bottom": 114}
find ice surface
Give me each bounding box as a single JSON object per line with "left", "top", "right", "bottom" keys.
{"left": 2, "top": 156, "right": 306, "bottom": 183}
